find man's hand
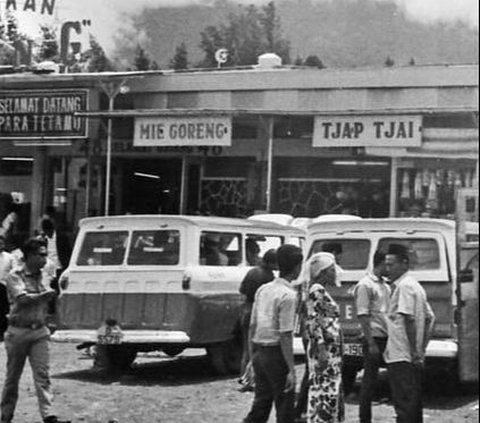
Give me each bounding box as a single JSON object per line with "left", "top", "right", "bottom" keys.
{"left": 284, "top": 368, "right": 296, "bottom": 393}
{"left": 411, "top": 351, "right": 424, "bottom": 368}
{"left": 367, "top": 341, "right": 380, "bottom": 357}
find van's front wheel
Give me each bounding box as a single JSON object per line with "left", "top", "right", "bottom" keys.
{"left": 207, "top": 340, "right": 241, "bottom": 375}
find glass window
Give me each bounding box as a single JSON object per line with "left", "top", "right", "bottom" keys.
{"left": 246, "top": 234, "right": 284, "bottom": 266}
{"left": 76, "top": 231, "right": 128, "bottom": 266}
{"left": 128, "top": 230, "right": 180, "bottom": 265}
{"left": 200, "top": 231, "right": 241, "bottom": 266}
{"left": 378, "top": 238, "right": 440, "bottom": 270}
{"left": 309, "top": 239, "right": 371, "bottom": 270}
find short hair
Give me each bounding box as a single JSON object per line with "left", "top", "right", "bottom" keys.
{"left": 21, "top": 237, "right": 47, "bottom": 259}
{"left": 387, "top": 244, "right": 409, "bottom": 264}
{"left": 262, "top": 249, "right": 277, "bottom": 266}
{"left": 41, "top": 218, "right": 55, "bottom": 232}
{"left": 373, "top": 250, "right": 386, "bottom": 268}
{"left": 322, "top": 242, "right": 342, "bottom": 256}
{"left": 276, "top": 244, "right": 303, "bottom": 274}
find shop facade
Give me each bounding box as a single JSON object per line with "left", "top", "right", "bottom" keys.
{"left": 0, "top": 63, "right": 478, "bottom": 238}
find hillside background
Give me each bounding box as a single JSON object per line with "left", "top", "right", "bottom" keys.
{"left": 111, "top": 0, "right": 479, "bottom": 69}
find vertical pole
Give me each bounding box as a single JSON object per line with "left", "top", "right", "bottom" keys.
{"left": 85, "top": 141, "right": 91, "bottom": 217}
{"left": 389, "top": 157, "right": 398, "bottom": 217}
{"left": 179, "top": 155, "right": 188, "bottom": 214}
{"left": 266, "top": 116, "right": 274, "bottom": 213}
{"left": 104, "top": 95, "right": 114, "bottom": 216}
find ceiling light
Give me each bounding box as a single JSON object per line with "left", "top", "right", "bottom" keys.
{"left": 332, "top": 160, "right": 389, "bottom": 166}
{"left": 1, "top": 157, "right": 34, "bottom": 161}
{"left": 134, "top": 172, "right": 160, "bottom": 179}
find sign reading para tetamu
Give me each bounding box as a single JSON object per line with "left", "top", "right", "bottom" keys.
{"left": 134, "top": 116, "right": 232, "bottom": 146}
{"left": 313, "top": 115, "right": 422, "bottom": 147}
{"left": 0, "top": 90, "right": 88, "bottom": 139}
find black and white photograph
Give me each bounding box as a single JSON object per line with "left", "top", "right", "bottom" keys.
{"left": 0, "top": 0, "right": 478, "bottom": 421}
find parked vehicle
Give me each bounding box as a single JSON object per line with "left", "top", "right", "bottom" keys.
{"left": 304, "top": 218, "right": 479, "bottom": 391}
{"left": 51, "top": 215, "right": 305, "bottom": 374}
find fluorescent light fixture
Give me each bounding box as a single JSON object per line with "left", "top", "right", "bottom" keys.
{"left": 134, "top": 172, "right": 161, "bottom": 180}
{"left": 1, "top": 157, "right": 34, "bottom": 161}
{"left": 13, "top": 140, "right": 72, "bottom": 147}
{"left": 332, "top": 160, "right": 389, "bottom": 166}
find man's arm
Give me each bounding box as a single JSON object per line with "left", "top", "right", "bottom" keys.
{"left": 422, "top": 302, "right": 436, "bottom": 353}
{"left": 15, "top": 290, "right": 56, "bottom": 306}
{"left": 279, "top": 331, "right": 296, "bottom": 392}
{"left": 355, "top": 282, "right": 379, "bottom": 355}
{"left": 401, "top": 313, "right": 418, "bottom": 360}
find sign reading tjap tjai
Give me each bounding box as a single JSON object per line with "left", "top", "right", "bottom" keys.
{"left": 313, "top": 115, "right": 422, "bottom": 147}
{"left": 0, "top": 90, "right": 88, "bottom": 139}
{"left": 134, "top": 116, "right": 232, "bottom": 146}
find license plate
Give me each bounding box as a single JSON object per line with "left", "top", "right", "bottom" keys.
{"left": 344, "top": 343, "right": 364, "bottom": 357}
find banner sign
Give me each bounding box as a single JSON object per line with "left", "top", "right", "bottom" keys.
{"left": 0, "top": 90, "right": 88, "bottom": 139}
{"left": 313, "top": 115, "right": 422, "bottom": 147}
{"left": 134, "top": 116, "right": 232, "bottom": 147}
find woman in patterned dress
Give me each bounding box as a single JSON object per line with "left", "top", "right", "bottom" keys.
{"left": 303, "top": 252, "right": 345, "bottom": 423}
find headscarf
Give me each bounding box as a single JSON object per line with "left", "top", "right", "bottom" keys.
{"left": 307, "top": 252, "right": 342, "bottom": 287}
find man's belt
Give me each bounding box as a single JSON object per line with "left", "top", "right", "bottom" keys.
{"left": 9, "top": 321, "right": 45, "bottom": 330}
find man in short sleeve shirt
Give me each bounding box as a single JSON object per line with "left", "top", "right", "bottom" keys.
{"left": 383, "top": 244, "right": 435, "bottom": 423}
{"left": 353, "top": 250, "right": 390, "bottom": 423}
{"left": 243, "top": 244, "right": 303, "bottom": 423}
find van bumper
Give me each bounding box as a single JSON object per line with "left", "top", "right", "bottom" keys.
{"left": 51, "top": 329, "right": 191, "bottom": 344}
{"left": 425, "top": 339, "right": 457, "bottom": 359}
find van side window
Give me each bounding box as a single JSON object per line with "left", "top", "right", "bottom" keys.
{"left": 200, "top": 232, "right": 241, "bottom": 266}
{"left": 309, "top": 239, "right": 370, "bottom": 270}
{"left": 128, "top": 230, "right": 180, "bottom": 265}
{"left": 378, "top": 238, "right": 440, "bottom": 270}
{"left": 76, "top": 231, "right": 128, "bottom": 266}
{"left": 246, "top": 234, "right": 284, "bottom": 266}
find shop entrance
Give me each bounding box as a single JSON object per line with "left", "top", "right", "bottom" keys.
{"left": 121, "top": 159, "right": 182, "bottom": 214}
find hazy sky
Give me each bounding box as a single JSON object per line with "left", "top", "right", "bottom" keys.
{"left": 1, "top": 0, "right": 478, "bottom": 54}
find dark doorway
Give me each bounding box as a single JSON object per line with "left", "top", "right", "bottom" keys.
{"left": 122, "top": 159, "right": 182, "bottom": 214}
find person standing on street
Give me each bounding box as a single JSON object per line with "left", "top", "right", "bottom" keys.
{"left": 353, "top": 250, "right": 390, "bottom": 423}
{"left": 0, "top": 237, "right": 70, "bottom": 423}
{"left": 383, "top": 244, "right": 435, "bottom": 423}
{"left": 238, "top": 249, "right": 278, "bottom": 392}
{"left": 243, "top": 244, "right": 303, "bottom": 423}
{"left": 0, "top": 233, "right": 15, "bottom": 339}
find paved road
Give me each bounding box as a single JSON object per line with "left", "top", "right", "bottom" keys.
{"left": 0, "top": 343, "right": 477, "bottom": 422}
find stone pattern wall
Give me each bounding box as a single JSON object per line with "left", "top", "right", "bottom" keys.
{"left": 200, "top": 179, "right": 249, "bottom": 217}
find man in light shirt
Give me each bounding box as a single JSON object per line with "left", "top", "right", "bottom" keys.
{"left": 243, "top": 244, "right": 303, "bottom": 423}
{"left": 353, "top": 250, "right": 390, "bottom": 423}
{"left": 383, "top": 244, "right": 435, "bottom": 423}
{"left": 0, "top": 233, "right": 15, "bottom": 339}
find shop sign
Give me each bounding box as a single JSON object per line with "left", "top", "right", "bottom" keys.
{"left": 134, "top": 116, "right": 232, "bottom": 147}
{"left": 0, "top": 90, "right": 88, "bottom": 139}
{"left": 313, "top": 115, "right": 422, "bottom": 147}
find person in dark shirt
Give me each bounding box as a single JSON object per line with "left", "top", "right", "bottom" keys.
{"left": 238, "top": 249, "right": 277, "bottom": 391}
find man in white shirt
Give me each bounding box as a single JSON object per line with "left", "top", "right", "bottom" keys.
{"left": 383, "top": 244, "right": 435, "bottom": 423}
{"left": 0, "top": 233, "right": 15, "bottom": 338}
{"left": 243, "top": 244, "right": 303, "bottom": 423}
{"left": 354, "top": 250, "right": 390, "bottom": 423}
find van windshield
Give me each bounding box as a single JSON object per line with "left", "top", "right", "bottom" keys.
{"left": 128, "top": 230, "right": 180, "bottom": 265}
{"left": 378, "top": 238, "right": 440, "bottom": 270}
{"left": 309, "top": 239, "right": 371, "bottom": 270}
{"left": 77, "top": 231, "right": 128, "bottom": 266}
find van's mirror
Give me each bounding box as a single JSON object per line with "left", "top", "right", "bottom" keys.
{"left": 458, "top": 268, "right": 474, "bottom": 283}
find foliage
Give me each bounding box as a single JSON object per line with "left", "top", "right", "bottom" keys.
{"left": 35, "top": 24, "right": 59, "bottom": 62}
{"left": 66, "top": 35, "right": 114, "bottom": 73}
{"left": 0, "top": 13, "right": 28, "bottom": 65}
{"left": 133, "top": 44, "right": 159, "bottom": 71}
{"left": 169, "top": 42, "right": 189, "bottom": 70}
{"left": 303, "top": 55, "right": 325, "bottom": 68}
{"left": 198, "top": 1, "right": 290, "bottom": 67}
{"left": 384, "top": 56, "right": 395, "bottom": 67}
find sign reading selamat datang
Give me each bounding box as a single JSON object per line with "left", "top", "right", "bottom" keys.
{"left": 134, "top": 116, "right": 232, "bottom": 147}
{"left": 313, "top": 115, "right": 422, "bottom": 147}
{"left": 0, "top": 90, "right": 88, "bottom": 139}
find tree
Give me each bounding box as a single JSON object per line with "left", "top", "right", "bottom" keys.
{"left": 169, "top": 42, "right": 189, "bottom": 70}
{"left": 66, "top": 35, "right": 113, "bottom": 73}
{"left": 409, "top": 57, "right": 415, "bottom": 65}
{"left": 0, "top": 12, "right": 31, "bottom": 66}
{"left": 304, "top": 55, "right": 325, "bottom": 68}
{"left": 198, "top": 1, "right": 290, "bottom": 67}
{"left": 134, "top": 44, "right": 152, "bottom": 71}
{"left": 384, "top": 56, "right": 394, "bottom": 67}
{"left": 35, "top": 24, "right": 59, "bottom": 62}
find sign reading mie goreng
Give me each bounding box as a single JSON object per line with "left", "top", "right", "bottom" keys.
{"left": 0, "top": 90, "right": 88, "bottom": 139}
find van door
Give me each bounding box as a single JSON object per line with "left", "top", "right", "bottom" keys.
{"left": 457, "top": 243, "right": 479, "bottom": 382}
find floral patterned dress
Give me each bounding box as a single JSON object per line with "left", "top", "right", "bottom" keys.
{"left": 304, "top": 283, "right": 345, "bottom": 423}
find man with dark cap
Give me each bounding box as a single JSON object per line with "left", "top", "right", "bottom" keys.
{"left": 383, "top": 244, "right": 435, "bottom": 423}
{"left": 243, "top": 244, "right": 303, "bottom": 423}
{"left": 238, "top": 249, "right": 278, "bottom": 391}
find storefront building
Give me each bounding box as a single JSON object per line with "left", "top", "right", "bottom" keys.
{"left": 0, "top": 61, "right": 478, "bottom": 237}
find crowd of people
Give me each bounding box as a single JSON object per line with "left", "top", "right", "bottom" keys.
{"left": 239, "top": 242, "right": 435, "bottom": 423}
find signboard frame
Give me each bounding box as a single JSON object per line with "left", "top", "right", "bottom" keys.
{"left": 0, "top": 89, "right": 89, "bottom": 140}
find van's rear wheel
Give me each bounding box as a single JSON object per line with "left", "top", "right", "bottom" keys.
{"left": 207, "top": 340, "right": 241, "bottom": 375}
{"left": 162, "top": 347, "right": 185, "bottom": 357}
{"left": 94, "top": 345, "right": 137, "bottom": 373}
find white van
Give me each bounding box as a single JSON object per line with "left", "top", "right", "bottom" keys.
{"left": 52, "top": 215, "right": 305, "bottom": 374}
{"left": 305, "top": 218, "right": 478, "bottom": 390}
